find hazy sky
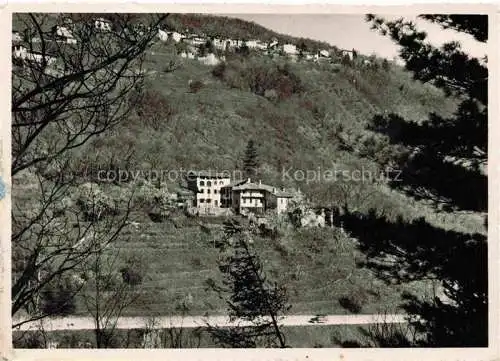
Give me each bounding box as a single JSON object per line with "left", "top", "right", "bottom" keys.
{"left": 231, "top": 14, "right": 487, "bottom": 60}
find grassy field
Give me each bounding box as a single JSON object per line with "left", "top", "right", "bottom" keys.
{"left": 62, "top": 210, "right": 434, "bottom": 317}
{"left": 13, "top": 323, "right": 382, "bottom": 348}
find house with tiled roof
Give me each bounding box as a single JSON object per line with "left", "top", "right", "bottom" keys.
{"left": 221, "top": 178, "right": 293, "bottom": 215}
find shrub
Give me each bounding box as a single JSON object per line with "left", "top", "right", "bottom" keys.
{"left": 211, "top": 62, "right": 226, "bottom": 78}
{"left": 382, "top": 59, "right": 390, "bottom": 71}
{"left": 40, "top": 280, "right": 77, "bottom": 316}
{"left": 188, "top": 80, "right": 204, "bottom": 93}
{"left": 190, "top": 256, "right": 203, "bottom": 269}
{"left": 119, "top": 266, "right": 143, "bottom": 286}
{"left": 338, "top": 295, "right": 363, "bottom": 313}
{"left": 134, "top": 88, "right": 176, "bottom": 130}
{"left": 76, "top": 183, "right": 117, "bottom": 221}
{"left": 211, "top": 57, "right": 303, "bottom": 100}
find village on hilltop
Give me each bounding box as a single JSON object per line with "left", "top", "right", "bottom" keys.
{"left": 12, "top": 15, "right": 371, "bottom": 69}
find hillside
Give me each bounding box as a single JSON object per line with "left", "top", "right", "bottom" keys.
{"left": 12, "top": 13, "right": 487, "bottom": 346}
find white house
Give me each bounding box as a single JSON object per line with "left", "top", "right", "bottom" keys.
{"left": 157, "top": 29, "right": 169, "bottom": 41}
{"left": 12, "top": 31, "right": 22, "bottom": 42}
{"left": 188, "top": 36, "right": 206, "bottom": 46}
{"left": 171, "top": 31, "right": 184, "bottom": 42}
{"left": 12, "top": 44, "right": 28, "bottom": 60}
{"left": 52, "top": 26, "right": 77, "bottom": 44}
{"left": 53, "top": 26, "right": 73, "bottom": 39}
{"left": 246, "top": 40, "right": 258, "bottom": 49}
{"left": 13, "top": 45, "right": 57, "bottom": 66}
{"left": 212, "top": 38, "right": 225, "bottom": 50}
{"left": 319, "top": 49, "right": 329, "bottom": 58}
{"left": 268, "top": 39, "right": 279, "bottom": 49}
{"left": 198, "top": 53, "right": 222, "bottom": 66}
{"left": 28, "top": 52, "right": 57, "bottom": 65}
{"left": 66, "top": 36, "right": 77, "bottom": 44}
{"left": 340, "top": 49, "right": 355, "bottom": 61}
{"left": 94, "top": 18, "right": 112, "bottom": 32}
{"left": 283, "top": 44, "right": 298, "bottom": 55}
{"left": 180, "top": 51, "right": 195, "bottom": 59}
{"left": 186, "top": 171, "right": 232, "bottom": 213}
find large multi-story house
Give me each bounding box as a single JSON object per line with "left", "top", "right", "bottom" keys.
{"left": 186, "top": 171, "right": 231, "bottom": 213}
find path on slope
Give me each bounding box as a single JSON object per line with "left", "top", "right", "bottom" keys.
{"left": 14, "top": 314, "right": 408, "bottom": 331}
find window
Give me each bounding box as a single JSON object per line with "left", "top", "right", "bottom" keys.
{"left": 281, "top": 199, "right": 284, "bottom": 204}
{"left": 207, "top": 189, "right": 211, "bottom": 194}
{"left": 199, "top": 199, "right": 205, "bottom": 203}
{"left": 214, "top": 200, "right": 218, "bottom": 206}
{"left": 207, "top": 181, "right": 212, "bottom": 186}
{"left": 201, "top": 189, "right": 204, "bottom": 193}
{"left": 214, "top": 189, "right": 217, "bottom": 194}
{"left": 219, "top": 181, "right": 223, "bottom": 185}
{"left": 200, "top": 181, "right": 205, "bottom": 186}
{"left": 206, "top": 199, "right": 211, "bottom": 203}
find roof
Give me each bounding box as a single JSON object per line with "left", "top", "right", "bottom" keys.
{"left": 274, "top": 190, "right": 293, "bottom": 198}
{"left": 223, "top": 179, "right": 248, "bottom": 188}
{"left": 233, "top": 182, "right": 274, "bottom": 192}
{"left": 232, "top": 180, "right": 294, "bottom": 197}
{"left": 186, "top": 170, "right": 231, "bottom": 179}
{"left": 176, "top": 189, "right": 195, "bottom": 197}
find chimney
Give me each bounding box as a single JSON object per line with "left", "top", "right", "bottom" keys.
{"left": 272, "top": 187, "right": 276, "bottom": 193}
{"left": 247, "top": 178, "right": 251, "bottom": 183}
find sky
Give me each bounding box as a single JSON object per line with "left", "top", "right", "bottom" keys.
{"left": 231, "top": 14, "right": 487, "bottom": 61}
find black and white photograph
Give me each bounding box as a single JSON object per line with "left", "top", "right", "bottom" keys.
{"left": 4, "top": 5, "right": 494, "bottom": 354}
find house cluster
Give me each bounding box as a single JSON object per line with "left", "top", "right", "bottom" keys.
{"left": 156, "top": 28, "right": 357, "bottom": 65}
{"left": 11, "top": 16, "right": 112, "bottom": 66}
{"left": 185, "top": 171, "right": 293, "bottom": 216}
{"left": 12, "top": 43, "right": 57, "bottom": 66}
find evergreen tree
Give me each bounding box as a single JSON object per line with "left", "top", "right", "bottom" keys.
{"left": 205, "top": 220, "right": 290, "bottom": 348}
{"left": 355, "top": 14, "right": 488, "bottom": 347}
{"left": 382, "top": 58, "right": 390, "bottom": 71}
{"left": 243, "top": 140, "right": 259, "bottom": 179}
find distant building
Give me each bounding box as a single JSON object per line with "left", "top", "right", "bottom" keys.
{"left": 94, "top": 18, "right": 112, "bottom": 32}
{"left": 213, "top": 38, "right": 226, "bottom": 49}
{"left": 170, "top": 31, "right": 184, "bottom": 42}
{"left": 12, "top": 44, "right": 27, "bottom": 58}
{"left": 13, "top": 45, "right": 57, "bottom": 66}
{"left": 51, "top": 25, "right": 77, "bottom": 44}
{"left": 339, "top": 49, "right": 355, "bottom": 61}
{"left": 283, "top": 44, "right": 298, "bottom": 55}
{"left": 198, "top": 53, "right": 222, "bottom": 66}
{"left": 188, "top": 35, "right": 205, "bottom": 46}
{"left": 158, "top": 29, "right": 169, "bottom": 41}
{"left": 12, "top": 30, "right": 22, "bottom": 42}
{"left": 319, "top": 49, "right": 329, "bottom": 58}
{"left": 180, "top": 51, "right": 195, "bottom": 59}
{"left": 246, "top": 40, "right": 258, "bottom": 49}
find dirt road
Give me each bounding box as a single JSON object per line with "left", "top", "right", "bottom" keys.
{"left": 14, "top": 314, "right": 408, "bottom": 331}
